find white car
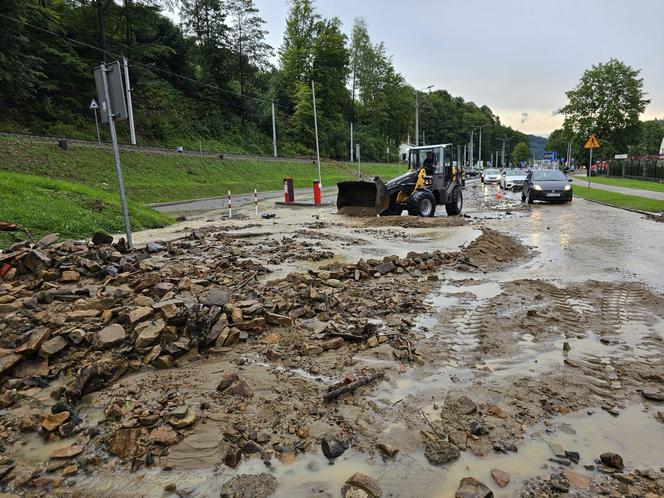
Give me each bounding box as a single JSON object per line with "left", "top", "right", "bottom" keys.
{"left": 500, "top": 168, "right": 528, "bottom": 190}
{"left": 482, "top": 168, "right": 501, "bottom": 184}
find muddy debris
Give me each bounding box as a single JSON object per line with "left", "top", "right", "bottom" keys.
{"left": 455, "top": 476, "right": 494, "bottom": 498}
{"left": 342, "top": 472, "right": 383, "bottom": 498}
{"left": 219, "top": 473, "right": 277, "bottom": 498}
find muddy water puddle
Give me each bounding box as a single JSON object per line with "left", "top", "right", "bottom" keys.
{"left": 70, "top": 402, "right": 664, "bottom": 497}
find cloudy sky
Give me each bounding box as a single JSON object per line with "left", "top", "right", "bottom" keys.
{"left": 251, "top": 0, "right": 664, "bottom": 137}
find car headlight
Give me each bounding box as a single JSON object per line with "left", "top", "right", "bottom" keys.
{"left": 564, "top": 184, "right": 571, "bottom": 191}
{"left": 533, "top": 184, "right": 542, "bottom": 191}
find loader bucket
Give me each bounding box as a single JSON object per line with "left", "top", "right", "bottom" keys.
{"left": 336, "top": 177, "right": 389, "bottom": 215}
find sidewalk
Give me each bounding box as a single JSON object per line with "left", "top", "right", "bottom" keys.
{"left": 574, "top": 176, "right": 664, "bottom": 201}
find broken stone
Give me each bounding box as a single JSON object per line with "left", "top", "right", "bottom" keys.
{"left": 22, "top": 250, "right": 52, "bottom": 274}
{"left": 641, "top": 390, "right": 664, "bottom": 402}
{"left": 152, "top": 355, "right": 174, "bottom": 369}
{"left": 109, "top": 428, "right": 141, "bottom": 458}
{"left": 13, "top": 358, "right": 49, "bottom": 378}
{"left": 224, "top": 447, "right": 243, "bottom": 468}
{"left": 150, "top": 426, "right": 178, "bottom": 446}
{"left": 454, "top": 395, "right": 477, "bottom": 415}
{"left": 321, "top": 337, "right": 345, "bottom": 350}
{"left": 93, "top": 324, "right": 126, "bottom": 350}
{"left": 50, "top": 445, "right": 84, "bottom": 459}
{"left": 169, "top": 409, "right": 196, "bottom": 429}
{"left": 60, "top": 270, "right": 80, "bottom": 283}
{"left": 128, "top": 306, "right": 153, "bottom": 325}
{"left": 224, "top": 380, "right": 253, "bottom": 398}
{"left": 374, "top": 262, "right": 395, "bottom": 275}
{"left": 304, "top": 345, "right": 323, "bottom": 356}
{"left": 149, "top": 282, "right": 174, "bottom": 298}
{"left": 92, "top": 232, "right": 113, "bottom": 245}
{"left": 424, "top": 438, "right": 460, "bottom": 465}
{"left": 15, "top": 328, "right": 51, "bottom": 354}
{"left": 376, "top": 442, "right": 399, "bottom": 459}
{"left": 217, "top": 373, "right": 240, "bottom": 391}
{"left": 455, "top": 477, "right": 494, "bottom": 498}
{"left": 234, "top": 317, "right": 266, "bottom": 332}
{"left": 490, "top": 469, "right": 510, "bottom": 488}
{"left": 0, "top": 353, "right": 23, "bottom": 376}
{"left": 135, "top": 319, "right": 166, "bottom": 348}
{"left": 41, "top": 411, "right": 70, "bottom": 432}
{"left": 600, "top": 452, "right": 624, "bottom": 470}
{"left": 146, "top": 241, "right": 165, "bottom": 253}
{"left": 366, "top": 336, "right": 379, "bottom": 348}
{"left": 341, "top": 473, "right": 382, "bottom": 498}
{"left": 39, "top": 336, "right": 68, "bottom": 358}
{"left": 264, "top": 312, "right": 294, "bottom": 327}
{"left": 200, "top": 286, "right": 230, "bottom": 307}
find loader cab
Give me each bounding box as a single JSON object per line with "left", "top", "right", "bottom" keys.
{"left": 408, "top": 144, "right": 453, "bottom": 191}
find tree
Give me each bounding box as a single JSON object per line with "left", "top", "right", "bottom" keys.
{"left": 512, "top": 142, "right": 531, "bottom": 164}
{"left": 629, "top": 119, "right": 664, "bottom": 155}
{"left": 225, "top": 0, "right": 272, "bottom": 126}
{"left": 561, "top": 59, "right": 650, "bottom": 157}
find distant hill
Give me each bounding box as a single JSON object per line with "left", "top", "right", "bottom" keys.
{"left": 528, "top": 134, "right": 548, "bottom": 159}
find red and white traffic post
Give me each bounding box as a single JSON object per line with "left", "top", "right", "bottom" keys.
{"left": 254, "top": 188, "right": 258, "bottom": 216}
{"left": 227, "top": 190, "right": 232, "bottom": 219}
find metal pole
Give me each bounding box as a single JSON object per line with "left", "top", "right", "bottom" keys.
{"left": 470, "top": 130, "right": 474, "bottom": 168}
{"left": 311, "top": 80, "right": 322, "bottom": 186}
{"left": 93, "top": 108, "right": 101, "bottom": 144}
{"left": 463, "top": 144, "right": 466, "bottom": 168}
{"left": 588, "top": 148, "right": 592, "bottom": 188}
{"left": 271, "top": 101, "right": 277, "bottom": 158}
{"left": 123, "top": 57, "right": 136, "bottom": 145}
{"left": 478, "top": 126, "right": 483, "bottom": 166}
{"left": 100, "top": 61, "right": 133, "bottom": 249}
{"left": 350, "top": 122, "right": 354, "bottom": 162}
{"left": 415, "top": 92, "right": 419, "bottom": 147}
{"left": 356, "top": 143, "right": 361, "bottom": 178}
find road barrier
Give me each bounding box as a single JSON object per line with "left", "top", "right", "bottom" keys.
{"left": 313, "top": 180, "right": 321, "bottom": 205}
{"left": 228, "top": 190, "right": 232, "bottom": 219}
{"left": 283, "top": 177, "right": 294, "bottom": 203}
{"left": 254, "top": 189, "right": 258, "bottom": 216}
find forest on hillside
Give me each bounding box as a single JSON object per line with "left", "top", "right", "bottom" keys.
{"left": 0, "top": 0, "right": 529, "bottom": 161}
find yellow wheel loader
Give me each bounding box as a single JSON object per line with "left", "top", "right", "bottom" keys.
{"left": 337, "top": 144, "right": 463, "bottom": 217}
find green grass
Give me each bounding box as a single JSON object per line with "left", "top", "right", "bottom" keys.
{"left": 0, "top": 171, "right": 174, "bottom": 248}
{"left": 0, "top": 136, "right": 403, "bottom": 204}
{"left": 582, "top": 176, "right": 664, "bottom": 193}
{"left": 573, "top": 185, "right": 664, "bottom": 213}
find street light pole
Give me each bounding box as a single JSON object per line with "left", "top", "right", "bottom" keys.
{"left": 469, "top": 130, "right": 474, "bottom": 168}
{"left": 472, "top": 125, "right": 488, "bottom": 166}
{"left": 415, "top": 85, "right": 433, "bottom": 147}
{"left": 496, "top": 138, "right": 509, "bottom": 168}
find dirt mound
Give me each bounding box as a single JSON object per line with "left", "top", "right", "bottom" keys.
{"left": 337, "top": 206, "right": 377, "bottom": 217}
{"left": 364, "top": 215, "right": 466, "bottom": 228}
{"left": 457, "top": 228, "right": 529, "bottom": 271}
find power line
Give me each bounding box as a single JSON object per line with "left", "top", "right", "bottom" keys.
{"left": 0, "top": 12, "right": 292, "bottom": 116}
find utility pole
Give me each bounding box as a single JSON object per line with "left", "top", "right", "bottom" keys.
{"left": 496, "top": 138, "right": 508, "bottom": 168}
{"left": 122, "top": 57, "right": 136, "bottom": 145}
{"left": 463, "top": 144, "right": 467, "bottom": 168}
{"left": 271, "top": 101, "right": 277, "bottom": 157}
{"left": 350, "top": 122, "right": 354, "bottom": 162}
{"left": 415, "top": 85, "right": 433, "bottom": 147}
{"left": 470, "top": 130, "right": 474, "bottom": 167}
{"left": 473, "top": 124, "right": 488, "bottom": 167}
{"left": 311, "top": 80, "right": 322, "bottom": 186}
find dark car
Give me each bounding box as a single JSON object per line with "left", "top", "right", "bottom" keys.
{"left": 522, "top": 169, "right": 573, "bottom": 203}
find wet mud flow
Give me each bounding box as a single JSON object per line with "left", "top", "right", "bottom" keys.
{"left": 1, "top": 180, "right": 664, "bottom": 497}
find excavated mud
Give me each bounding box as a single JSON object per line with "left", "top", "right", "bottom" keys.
{"left": 1, "top": 181, "right": 664, "bottom": 498}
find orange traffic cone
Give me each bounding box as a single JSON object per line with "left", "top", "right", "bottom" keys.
{"left": 495, "top": 190, "right": 503, "bottom": 199}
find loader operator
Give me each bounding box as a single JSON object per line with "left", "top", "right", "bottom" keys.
{"left": 423, "top": 151, "right": 436, "bottom": 174}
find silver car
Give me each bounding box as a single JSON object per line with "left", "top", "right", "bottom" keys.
{"left": 482, "top": 168, "right": 501, "bottom": 184}
{"left": 500, "top": 168, "right": 528, "bottom": 190}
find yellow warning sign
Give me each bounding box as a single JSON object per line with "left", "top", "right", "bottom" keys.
{"left": 584, "top": 134, "right": 600, "bottom": 149}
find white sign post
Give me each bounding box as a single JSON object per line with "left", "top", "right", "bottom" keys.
{"left": 89, "top": 99, "right": 101, "bottom": 144}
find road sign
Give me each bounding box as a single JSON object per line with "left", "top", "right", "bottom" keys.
{"left": 543, "top": 151, "right": 557, "bottom": 161}
{"left": 89, "top": 99, "right": 99, "bottom": 110}
{"left": 93, "top": 61, "right": 128, "bottom": 123}
{"left": 614, "top": 154, "right": 628, "bottom": 159}
{"left": 584, "top": 134, "right": 600, "bottom": 149}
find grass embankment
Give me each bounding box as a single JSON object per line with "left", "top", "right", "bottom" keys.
{"left": 582, "top": 176, "right": 664, "bottom": 193}
{"left": 0, "top": 136, "right": 403, "bottom": 204}
{"left": 573, "top": 185, "right": 664, "bottom": 213}
{"left": 0, "top": 136, "right": 404, "bottom": 247}
{"left": 0, "top": 172, "right": 174, "bottom": 248}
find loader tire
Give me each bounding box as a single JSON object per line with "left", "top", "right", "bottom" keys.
{"left": 445, "top": 185, "right": 463, "bottom": 216}
{"left": 407, "top": 190, "right": 436, "bottom": 217}
{"left": 381, "top": 201, "right": 402, "bottom": 216}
